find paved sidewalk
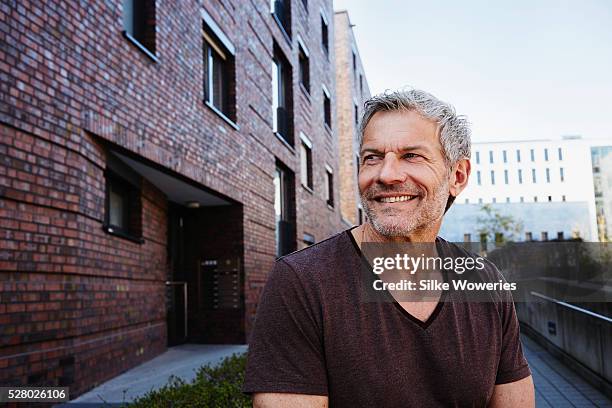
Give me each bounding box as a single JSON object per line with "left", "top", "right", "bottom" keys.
{"left": 522, "top": 334, "right": 612, "bottom": 407}
{"left": 63, "top": 344, "right": 247, "bottom": 405}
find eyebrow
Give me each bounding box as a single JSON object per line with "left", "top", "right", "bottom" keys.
{"left": 360, "top": 145, "right": 429, "bottom": 155}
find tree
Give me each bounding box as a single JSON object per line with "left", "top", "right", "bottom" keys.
{"left": 476, "top": 204, "right": 523, "bottom": 244}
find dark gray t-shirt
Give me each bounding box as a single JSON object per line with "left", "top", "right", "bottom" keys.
{"left": 243, "top": 229, "right": 531, "bottom": 407}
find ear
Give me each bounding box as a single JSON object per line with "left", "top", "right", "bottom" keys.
{"left": 449, "top": 159, "right": 471, "bottom": 198}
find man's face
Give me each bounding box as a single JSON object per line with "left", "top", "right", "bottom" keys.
{"left": 359, "top": 110, "right": 451, "bottom": 238}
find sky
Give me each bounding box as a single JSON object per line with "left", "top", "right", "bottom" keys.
{"left": 333, "top": 0, "right": 612, "bottom": 143}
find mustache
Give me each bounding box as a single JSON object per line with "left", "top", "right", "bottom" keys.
{"left": 362, "top": 184, "right": 424, "bottom": 199}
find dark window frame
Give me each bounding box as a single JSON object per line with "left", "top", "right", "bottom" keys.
{"left": 300, "top": 136, "right": 313, "bottom": 190}
{"left": 325, "top": 166, "right": 334, "bottom": 208}
{"left": 103, "top": 170, "right": 144, "bottom": 244}
{"left": 298, "top": 41, "right": 310, "bottom": 94}
{"left": 275, "top": 161, "right": 296, "bottom": 257}
{"left": 202, "top": 22, "right": 237, "bottom": 126}
{"left": 272, "top": 0, "right": 292, "bottom": 41}
{"left": 321, "top": 14, "right": 329, "bottom": 56}
{"left": 272, "top": 44, "right": 294, "bottom": 146}
{"left": 122, "top": 0, "right": 157, "bottom": 62}
{"left": 323, "top": 86, "right": 332, "bottom": 130}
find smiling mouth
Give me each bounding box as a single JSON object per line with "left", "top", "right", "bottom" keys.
{"left": 375, "top": 195, "right": 418, "bottom": 203}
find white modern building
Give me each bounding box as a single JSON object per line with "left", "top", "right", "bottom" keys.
{"left": 440, "top": 136, "right": 611, "bottom": 242}
{"left": 592, "top": 146, "right": 612, "bottom": 241}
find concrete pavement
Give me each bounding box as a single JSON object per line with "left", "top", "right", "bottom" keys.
{"left": 61, "top": 344, "right": 247, "bottom": 406}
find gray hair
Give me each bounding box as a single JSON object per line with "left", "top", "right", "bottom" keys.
{"left": 359, "top": 88, "right": 471, "bottom": 166}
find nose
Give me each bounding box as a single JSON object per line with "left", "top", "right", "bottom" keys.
{"left": 378, "top": 153, "right": 407, "bottom": 185}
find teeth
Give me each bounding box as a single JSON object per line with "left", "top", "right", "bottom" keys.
{"left": 380, "top": 195, "right": 415, "bottom": 203}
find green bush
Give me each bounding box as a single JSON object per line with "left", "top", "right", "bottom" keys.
{"left": 129, "top": 352, "right": 250, "bottom": 408}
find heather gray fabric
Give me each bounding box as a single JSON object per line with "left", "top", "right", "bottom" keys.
{"left": 243, "top": 229, "right": 530, "bottom": 407}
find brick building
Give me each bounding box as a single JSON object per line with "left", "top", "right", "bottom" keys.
{"left": 334, "top": 10, "right": 371, "bottom": 226}
{"left": 0, "top": 0, "right": 365, "bottom": 398}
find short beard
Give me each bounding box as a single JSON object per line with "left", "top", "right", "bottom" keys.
{"left": 360, "top": 180, "right": 450, "bottom": 238}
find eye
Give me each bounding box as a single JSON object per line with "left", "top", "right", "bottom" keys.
{"left": 402, "top": 153, "right": 421, "bottom": 160}
{"left": 363, "top": 154, "right": 380, "bottom": 163}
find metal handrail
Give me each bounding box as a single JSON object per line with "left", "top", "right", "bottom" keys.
{"left": 166, "top": 281, "right": 188, "bottom": 337}
{"left": 530, "top": 291, "right": 612, "bottom": 324}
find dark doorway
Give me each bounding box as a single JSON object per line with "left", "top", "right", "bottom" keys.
{"left": 166, "top": 202, "right": 190, "bottom": 346}
{"left": 166, "top": 201, "right": 245, "bottom": 346}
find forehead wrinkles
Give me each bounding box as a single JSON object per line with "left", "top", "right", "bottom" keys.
{"left": 362, "top": 111, "right": 439, "bottom": 148}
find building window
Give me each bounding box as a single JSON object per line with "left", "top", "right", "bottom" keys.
{"left": 123, "top": 0, "right": 156, "bottom": 58}
{"left": 558, "top": 147, "right": 563, "bottom": 161}
{"left": 354, "top": 103, "right": 359, "bottom": 126}
{"left": 465, "top": 198, "right": 469, "bottom": 204}
{"left": 104, "top": 156, "right": 143, "bottom": 242}
{"left": 546, "top": 168, "right": 550, "bottom": 183}
{"left": 358, "top": 207, "right": 363, "bottom": 224}
{"left": 489, "top": 150, "right": 494, "bottom": 164}
{"left": 534, "top": 196, "right": 538, "bottom": 202}
{"left": 352, "top": 51, "right": 357, "bottom": 75}
{"left": 503, "top": 150, "right": 507, "bottom": 163}
{"left": 490, "top": 170, "right": 495, "bottom": 185}
{"left": 298, "top": 39, "right": 310, "bottom": 93}
{"left": 303, "top": 233, "right": 315, "bottom": 246}
{"left": 530, "top": 149, "right": 535, "bottom": 161}
{"left": 323, "top": 85, "right": 332, "bottom": 130}
{"left": 475, "top": 151, "right": 480, "bottom": 164}
{"left": 203, "top": 19, "right": 236, "bottom": 121}
{"left": 274, "top": 162, "right": 296, "bottom": 257}
{"left": 359, "top": 74, "right": 363, "bottom": 96}
{"left": 516, "top": 149, "right": 521, "bottom": 162}
{"left": 300, "top": 133, "right": 313, "bottom": 189}
{"left": 560, "top": 167, "right": 564, "bottom": 182}
{"left": 321, "top": 13, "right": 329, "bottom": 55}
{"left": 272, "top": 44, "right": 293, "bottom": 145}
{"left": 355, "top": 154, "right": 360, "bottom": 175}
{"left": 548, "top": 195, "right": 552, "bottom": 202}
{"left": 518, "top": 169, "right": 522, "bottom": 184}
{"left": 520, "top": 196, "right": 524, "bottom": 203}
{"left": 478, "top": 198, "right": 483, "bottom": 204}
{"left": 492, "top": 197, "right": 497, "bottom": 203}
{"left": 504, "top": 170, "right": 508, "bottom": 184}
{"left": 562, "top": 195, "right": 566, "bottom": 202}
{"left": 541, "top": 231, "right": 548, "bottom": 241}
{"left": 506, "top": 197, "right": 510, "bottom": 203}
{"left": 105, "top": 173, "right": 142, "bottom": 239}
{"left": 271, "top": 0, "right": 291, "bottom": 38}
{"left": 525, "top": 232, "right": 532, "bottom": 241}
{"left": 544, "top": 148, "right": 549, "bottom": 161}
{"left": 557, "top": 231, "right": 564, "bottom": 240}
{"left": 477, "top": 170, "right": 481, "bottom": 185}
{"left": 325, "top": 165, "right": 334, "bottom": 207}
{"left": 531, "top": 168, "right": 536, "bottom": 183}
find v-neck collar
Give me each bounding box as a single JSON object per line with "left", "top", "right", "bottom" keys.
{"left": 345, "top": 226, "right": 450, "bottom": 330}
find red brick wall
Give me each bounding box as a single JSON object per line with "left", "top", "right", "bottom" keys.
{"left": 0, "top": 0, "right": 343, "bottom": 398}
{"left": 0, "top": 124, "right": 168, "bottom": 396}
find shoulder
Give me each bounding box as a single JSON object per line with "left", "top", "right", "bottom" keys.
{"left": 437, "top": 237, "right": 504, "bottom": 278}
{"left": 276, "top": 229, "right": 353, "bottom": 278}
{"left": 437, "top": 237, "right": 510, "bottom": 304}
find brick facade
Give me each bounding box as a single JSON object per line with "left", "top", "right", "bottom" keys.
{"left": 0, "top": 0, "right": 355, "bottom": 399}
{"left": 333, "top": 10, "right": 371, "bottom": 226}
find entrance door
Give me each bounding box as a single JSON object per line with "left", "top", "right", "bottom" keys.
{"left": 166, "top": 203, "right": 189, "bottom": 346}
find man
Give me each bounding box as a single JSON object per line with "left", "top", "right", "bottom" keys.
{"left": 243, "top": 89, "right": 534, "bottom": 407}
